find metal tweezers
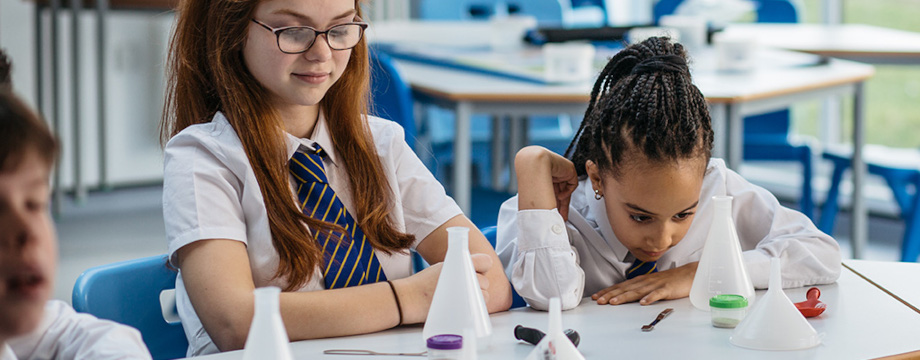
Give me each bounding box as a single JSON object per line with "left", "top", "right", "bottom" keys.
{"left": 641, "top": 308, "right": 674, "bottom": 332}
{"left": 324, "top": 349, "right": 428, "bottom": 356}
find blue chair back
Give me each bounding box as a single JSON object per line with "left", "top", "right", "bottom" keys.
{"left": 755, "top": 0, "right": 798, "bottom": 23}
{"left": 419, "top": 0, "right": 566, "bottom": 26}
{"left": 369, "top": 47, "right": 416, "bottom": 143}
{"left": 480, "top": 226, "right": 529, "bottom": 309}
{"left": 654, "top": 0, "right": 797, "bottom": 24}
{"left": 72, "top": 254, "right": 187, "bottom": 360}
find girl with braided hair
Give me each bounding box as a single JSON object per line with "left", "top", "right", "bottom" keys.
{"left": 495, "top": 37, "right": 840, "bottom": 311}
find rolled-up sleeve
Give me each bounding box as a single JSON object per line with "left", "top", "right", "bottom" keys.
{"left": 163, "top": 130, "right": 248, "bottom": 267}
{"left": 384, "top": 121, "right": 463, "bottom": 247}
{"left": 496, "top": 196, "right": 585, "bottom": 310}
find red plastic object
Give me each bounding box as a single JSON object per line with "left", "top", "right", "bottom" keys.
{"left": 794, "top": 287, "right": 827, "bottom": 318}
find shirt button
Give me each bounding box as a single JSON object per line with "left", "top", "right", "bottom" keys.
{"left": 551, "top": 224, "right": 563, "bottom": 234}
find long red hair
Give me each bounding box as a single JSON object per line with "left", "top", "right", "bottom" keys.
{"left": 161, "top": 0, "right": 415, "bottom": 291}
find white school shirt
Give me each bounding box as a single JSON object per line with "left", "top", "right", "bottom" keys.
{"left": 496, "top": 158, "right": 842, "bottom": 311}
{"left": 3, "top": 300, "right": 150, "bottom": 360}
{"left": 163, "top": 111, "right": 462, "bottom": 356}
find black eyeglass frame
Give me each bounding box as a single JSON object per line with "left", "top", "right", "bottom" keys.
{"left": 251, "top": 18, "right": 369, "bottom": 54}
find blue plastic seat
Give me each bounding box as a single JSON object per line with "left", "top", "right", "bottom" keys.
{"left": 370, "top": 47, "right": 416, "bottom": 144}
{"left": 819, "top": 145, "right": 920, "bottom": 262}
{"left": 72, "top": 254, "right": 187, "bottom": 360}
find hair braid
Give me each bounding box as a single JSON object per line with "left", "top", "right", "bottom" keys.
{"left": 566, "top": 36, "right": 713, "bottom": 179}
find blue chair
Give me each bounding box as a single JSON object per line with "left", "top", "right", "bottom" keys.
{"left": 72, "top": 254, "right": 187, "bottom": 360}
{"left": 369, "top": 47, "right": 416, "bottom": 144}
{"left": 819, "top": 145, "right": 920, "bottom": 262}
{"left": 654, "top": 0, "right": 813, "bottom": 219}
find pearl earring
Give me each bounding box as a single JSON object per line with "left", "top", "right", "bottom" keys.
{"left": 594, "top": 189, "right": 603, "bottom": 200}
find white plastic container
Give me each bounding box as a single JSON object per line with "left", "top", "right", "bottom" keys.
{"left": 542, "top": 42, "right": 596, "bottom": 83}
{"left": 709, "top": 294, "right": 748, "bottom": 328}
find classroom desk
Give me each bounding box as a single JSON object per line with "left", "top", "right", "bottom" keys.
{"left": 191, "top": 264, "right": 920, "bottom": 359}
{"left": 368, "top": 21, "right": 873, "bottom": 256}
{"left": 718, "top": 23, "right": 920, "bottom": 259}
{"left": 843, "top": 259, "right": 920, "bottom": 314}
{"left": 719, "top": 23, "right": 920, "bottom": 65}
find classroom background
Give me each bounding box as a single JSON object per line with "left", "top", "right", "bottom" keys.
{"left": 0, "top": 0, "right": 918, "bottom": 310}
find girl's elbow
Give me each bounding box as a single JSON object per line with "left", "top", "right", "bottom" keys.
{"left": 211, "top": 327, "right": 249, "bottom": 352}
{"left": 208, "top": 316, "right": 253, "bottom": 352}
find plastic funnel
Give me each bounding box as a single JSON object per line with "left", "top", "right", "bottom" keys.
{"left": 423, "top": 227, "right": 492, "bottom": 345}
{"left": 730, "top": 258, "right": 821, "bottom": 350}
{"left": 525, "top": 298, "right": 585, "bottom": 360}
{"left": 689, "top": 196, "right": 755, "bottom": 311}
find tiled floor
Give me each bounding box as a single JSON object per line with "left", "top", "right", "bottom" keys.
{"left": 51, "top": 175, "right": 907, "bottom": 304}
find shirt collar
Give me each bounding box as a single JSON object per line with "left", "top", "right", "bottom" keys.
{"left": 585, "top": 179, "right": 631, "bottom": 262}
{"left": 283, "top": 110, "right": 339, "bottom": 166}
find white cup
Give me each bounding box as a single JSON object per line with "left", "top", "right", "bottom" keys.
{"left": 658, "top": 15, "right": 707, "bottom": 53}
{"left": 489, "top": 15, "right": 537, "bottom": 51}
{"left": 542, "top": 42, "right": 596, "bottom": 83}
{"left": 626, "top": 26, "right": 680, "bottom": 45}
{"left": 713, "top": 32, "right": 757, "bottom": 72}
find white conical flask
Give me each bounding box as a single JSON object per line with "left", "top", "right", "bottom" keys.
{"left": 423, "top": 227, "right": 493, "bottom": 346}
{"left": 689, "top": 195, "right": 755, "bottom": 311}
{"left": 524, "top": 298, "right": 585, "bottom": 360}
{"left": 242, "top": 286, "right": 293, "bottom": 360}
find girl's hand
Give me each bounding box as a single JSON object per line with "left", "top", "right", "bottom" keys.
{"left": 590, "top": 262, "right": 699, "bottom": 306}
{"left": 516, "top": 146, "right": 578, "bottom": 221}
{"left": 395, "top": 253, "right": 494, "bottom": 324}
{"left": 548, "top": 154, "right": 578, "bottom": 221}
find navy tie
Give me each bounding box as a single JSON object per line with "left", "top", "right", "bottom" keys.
{"left": 626, "top": 259, "right": 657, "bottom": 280}
{"left": 288, "top": 144, "right": 386, "bottom": 289}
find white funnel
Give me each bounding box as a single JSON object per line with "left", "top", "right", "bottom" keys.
{"left": 730, "top": 258, "right": 821, "bottom": 350}
{"left": 242, "top": 287, "right": 293, "bottom": 360}
{"left": 423, "top": 227, "right": 492, "bottom": 345}
{"left": 525, "top": 298, "right": 585, "bottom": 360}
{"left": 689, "top": 196, "right": 755, "bottom": 311}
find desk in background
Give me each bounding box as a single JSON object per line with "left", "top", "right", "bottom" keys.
{"left": 720, "top": 23, "right": 920, "bottom": 260}
{"left": 719, "top": 23, "right": 920, "bottom": 65}
{"left": 192, "top": 263, "right": 920, "bottom": 359}
{"left": 368, "top": 21, "right": 873, "bottom": 256}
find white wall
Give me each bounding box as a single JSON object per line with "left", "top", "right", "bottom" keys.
{"left": 0, "top": 1, "right": 174, "bottom": 189}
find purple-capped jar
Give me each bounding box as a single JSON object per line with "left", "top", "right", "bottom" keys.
{"left": 427, "top": 334, "right": 463, "bottom": 360}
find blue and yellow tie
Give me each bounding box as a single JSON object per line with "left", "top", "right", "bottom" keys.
{"left": 626, "top": 259, "right": 657, "bottom": 280}
{"left": 288, "top": 144, "right": 386, "bottom": 289}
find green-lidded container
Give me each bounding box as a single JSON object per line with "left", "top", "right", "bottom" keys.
{"left": 710, "top": 295, "right": 749, "bottom": 328}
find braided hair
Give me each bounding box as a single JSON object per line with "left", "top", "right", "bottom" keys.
{"left": 565, "top": 36, "right": 713, "bottom": 179}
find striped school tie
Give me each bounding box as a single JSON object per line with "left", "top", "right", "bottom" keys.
{"left": 288, "top": 144, "right": 386, "bottom": 289}
{"left": 626, "top": 259, "right": 657, "bottom": 280}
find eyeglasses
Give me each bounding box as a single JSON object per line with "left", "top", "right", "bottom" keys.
{"left": 252, "top": 19, "right": 368, "bottom": 54}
